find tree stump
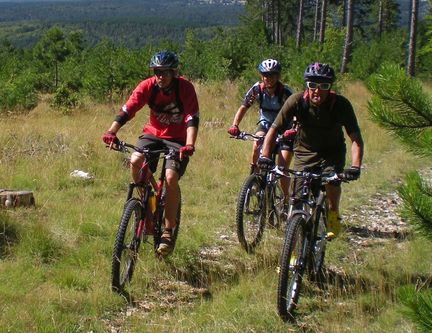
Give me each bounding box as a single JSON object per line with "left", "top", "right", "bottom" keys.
{"left": 0, "top": 189, "right": 35, "bottom": 208}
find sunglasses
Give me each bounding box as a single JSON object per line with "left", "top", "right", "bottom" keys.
{"left": 154, "top": 69, "right": 172, "bottom": 77}
{"left": 306, "top": 81, "right": 332, "bottom": 90}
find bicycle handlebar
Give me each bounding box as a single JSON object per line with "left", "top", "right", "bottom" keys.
{"left": 229, "top": 132, "right": 265, "bottom": 142}
{"left": 106, "top": 140, "right": 179, "bottom": 159}
{"left": 270, "top": 166, "right": 350, "bottom": 183}
{"left": 229, "top": 131, "right": 287, "bottom": 143}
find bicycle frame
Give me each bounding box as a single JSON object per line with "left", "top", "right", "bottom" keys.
{"left": 110, "top": 139, "right": 184, "bottom": 292}
{"left": 113, "top": 141, "right": 178, "bottom": 245}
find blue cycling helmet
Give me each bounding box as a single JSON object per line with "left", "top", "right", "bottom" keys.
{"left": 304, "top": 62, "right": 335, "bottom": 83}
{"left": 258, "top": 59, "right": 282, "bottom": 74}
{"left": 149, "top": 51, "right": 179, "bottom": 69}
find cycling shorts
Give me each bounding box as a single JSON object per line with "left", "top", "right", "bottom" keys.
{"left": 256, "top": 120, "right": 294, "bottom": 152}
{"left": 135, "top": 134, "right": 189, "bottom": 177}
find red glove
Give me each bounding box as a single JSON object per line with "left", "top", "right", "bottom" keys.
{"left": 179, "top": 144, "right": 195, "bottom": 160}
{"left": 102, "top": 131, "right": 118, "bottom": 145}
{"left": 283, "top": 128, "right": 297, "bottom": 139}
{"left": 227, "top": 125, "right": 240, "bottom": 137}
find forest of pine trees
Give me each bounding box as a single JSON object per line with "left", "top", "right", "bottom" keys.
{"left": 0, "top": 0, "right": 430, "bottom": 113}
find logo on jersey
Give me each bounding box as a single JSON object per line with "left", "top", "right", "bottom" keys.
{"left": 153, "top": 102, "right": 183, "bottom": 125}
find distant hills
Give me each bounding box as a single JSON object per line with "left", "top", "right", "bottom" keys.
{"left": 0, "top": 0, "right": 244, "bottom": 48}
{"left": 0, "top": 0, "right": 429, "bottom": 48}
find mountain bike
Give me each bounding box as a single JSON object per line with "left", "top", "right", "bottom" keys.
{"left": 109, "top": 140, "right": 181, "bottom": 293}
{"left": 274, "top": 166, "right": 349, "bottom": 321}
{"left": 232, "top": 132, "right": 287, "bottom": 253}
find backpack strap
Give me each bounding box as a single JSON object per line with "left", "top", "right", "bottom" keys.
{"left": 258, "top": 81, "right": 286, "bottom": 110}
{"left": 148, "top": 78, "right": 183, "bottom": 113}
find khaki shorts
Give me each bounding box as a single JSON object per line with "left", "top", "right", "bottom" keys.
{"left": 291, "top": 148, "right": 346, "bottom": 197}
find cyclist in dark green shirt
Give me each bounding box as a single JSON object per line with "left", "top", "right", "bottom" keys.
{"left": 258, "top": 63, "right": 364, "bottom": 238}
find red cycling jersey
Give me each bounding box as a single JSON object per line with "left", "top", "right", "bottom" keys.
{"left": 122, "top": 76, "right": 199, "bottom": 144}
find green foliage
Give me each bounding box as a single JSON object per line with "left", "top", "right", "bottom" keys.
{"left": 0, "top": 212, "right": 19, "bottom": 258}
{"left": 0, "top": 70, "right": 38, "bottom": 112}
{"left": 349, "top": 31, "right": 406, "bottom": 80}
{"left": 367, "top": 63, "right": 432, "bottom": 157}
{"left": 81, "top": 40, "right": 150, "bottom": 102}
{"left": 398, "top": 286, "right": 432, "bottom": 333}
{"left": 0, "top": 0, "right": 243, "bottom": 48}
{"left": 398, "top": 171, "right": 432, "bottom": 239}
{"left": 50, "top": 84, "right": 79, "bottom": 113}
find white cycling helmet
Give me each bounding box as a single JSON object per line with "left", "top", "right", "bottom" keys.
{"left": 258, "top": 59, "right": 282, "bottom": 74}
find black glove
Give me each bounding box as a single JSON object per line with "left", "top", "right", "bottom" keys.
{"left": 257, "top": 156, "right": 275, "bottom": 171}
{"left": 343, "top": 166, "right": 361, "bottom": 181}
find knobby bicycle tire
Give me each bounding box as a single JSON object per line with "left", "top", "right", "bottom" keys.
{"left": 308, "top": 203, "right": 327, "bottom": 284}
{"left": 277, "top": 214, "right": 308, "bottom": 321}
{"left": 268, "top": 181, "right": 285, "bottom": 229}
{"left": 111, "top": 198, "right": 144, "bottom": 292}
{"left": 236, "top": 174, "right": 266, "bottom": 253}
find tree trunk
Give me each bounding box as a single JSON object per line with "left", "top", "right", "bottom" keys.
{"left": 340, "top": 0, "right": 353, "bottom": 73}
{"left": 271, "top": 0, "right": 276, "bottom": 43}
{"left": 319, "top": 0, "right": 327, "bottom": 45}
{"left": 407, "top": 0, "right": 419, "bottom": 77}
{"left": 378, "top": 0, "right": 383, "bottom": 37}
{"left": 276, "top": 0, "right": 281, "bottom": 45}
{"left": 295, "top": 0, "right": 304, "bottom": 49}
{"left": 55, "top": 60, "right": 59, "bottom": 88}
{"left": 342, "top": 0, "right": 348, "bottom": 27}
{"left": 313, "top": 0, "right": 320, "bottom": 42}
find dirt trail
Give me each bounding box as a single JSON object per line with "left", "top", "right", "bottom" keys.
{"left": 106, "top": 187, "right": 414, "bottom": 332}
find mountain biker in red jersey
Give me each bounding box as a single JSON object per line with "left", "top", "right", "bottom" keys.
{"left": 228, "top": 59, "right": 294, "bottom": 203}
{"left": 258, "top": 62, "right": 364, "bottom": 239}
{"left": 102, "top": 51, "right": 199, "bottom": 255}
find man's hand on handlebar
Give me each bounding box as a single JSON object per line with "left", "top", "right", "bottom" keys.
{"left": 342, "top": 166, "right": 361, "bottom": 181}
{"left": 257, "top": 156, "right": 274, "bottom": 171}
{"left": 102, "top": 130, "right": 119, "bottom": 148}
{"left": 179, "top": 144, "right": 195, "bottom": 160}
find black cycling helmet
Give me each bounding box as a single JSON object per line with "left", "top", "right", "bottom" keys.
{"left": 258, "top": 59, "right": 282, "bottom": 74}
{"left": 304, "top": 62, "right": 335, "bottom": 83}
{"left": 149, "top": 51, "right": 179, "bottom": 69}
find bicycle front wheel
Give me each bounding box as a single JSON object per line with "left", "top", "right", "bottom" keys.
{"left": 277, "top": 214, "right": 308, "bottom": 321}
{"left": 268, "top": 181, "right": 285, "bottom": 229}
{"left": 111, "top": 198, "right": 144, "bottom": 292}
{"left": 309, "top": 203, "right": 327, "bottom": 284}
{"left": 236, "top": 174, "right": 266, "bottom": 253}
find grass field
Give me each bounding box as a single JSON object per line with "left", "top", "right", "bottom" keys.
{"left": 0, "top": 81, "right": 431, "bottom": 332}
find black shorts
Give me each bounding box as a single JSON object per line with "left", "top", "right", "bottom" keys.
{"left": 135, "top": 134, "right": 189, "bottom": 178}
{"left": 256, "top": 121, "right": 294, "bottom": 152}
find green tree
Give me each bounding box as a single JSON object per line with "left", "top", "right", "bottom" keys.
{"left": 82, "top": 40, "right": 147, "bottom": 103}
{"left": 33, "top": 27, "right": 73, "bottom": 90}
{"left": 367, "top": 63, "right": 432, "bottom": 331}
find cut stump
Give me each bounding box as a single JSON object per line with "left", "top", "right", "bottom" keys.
{"left": 0, "top": 189, "right": 35, "bottom": 208}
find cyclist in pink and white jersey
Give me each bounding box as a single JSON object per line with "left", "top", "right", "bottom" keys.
{"left": 102, "top": 51, "right": 199, "bottom": 255}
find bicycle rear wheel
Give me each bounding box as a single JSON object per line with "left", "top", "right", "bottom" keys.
{"left": 111, "top": 198, "right": 144, "bottom": 292}
{"left": 277, "top": 214, "right": 308, "bottom": 321}
{"left": 236, "top": 174, "right": 266, "bottom": 253}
